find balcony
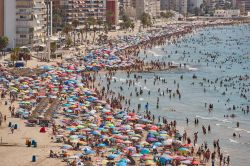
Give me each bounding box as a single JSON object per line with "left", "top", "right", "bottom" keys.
{"left": 16, "top": 20, "right": 35, "bottom": 27}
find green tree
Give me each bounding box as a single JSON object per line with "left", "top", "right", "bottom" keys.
{"left": 79, "top": 28, "right": 84, "bottom": 44}
{"left": 194, "top": 7, "right": 200, "bottom": 16}
{"left": 120, "top": 14, "right": 134, "bottom": 31}
{"left": 87, "top": 17, "right": 97, "bottom": 44}
{"left": 84, "top": 22, "right": 89, "bottom": 42}
{"left": 72, "top": 19, "right": 80, "bottom": 46}
{"left": 62, "top": 24, "right": 73, "bottom": 47}
{"left": 54, "top": 14, "right": 62, "bottom": 32}
{"left": 50, "top": 42, "right": 57, "bottom": 54}
{"left": 97, "top": 18, "right": 103, "bottom": 33}
{"left": 62, "top": 23, "right": 72, "bottom": 36}
{"left": 106, "top": 10, "right": 114, "bottom": 29}
{"left": 66, "top": 37, "right": 73, "bottom": 47}
{"left": 11, "top": 47, "right": 20, "bottom": 65}
{"left": 140, "top": 12, "right": 152, "bottom": 28}
{"left": 0, "top": 36, "right": 9, "bottom": 56}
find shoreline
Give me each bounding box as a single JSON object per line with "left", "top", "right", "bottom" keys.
{"left": 0, "top": 20, "right": 249, "bottom": 166}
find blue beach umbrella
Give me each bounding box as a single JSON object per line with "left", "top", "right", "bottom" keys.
{"left": 97, "top": 143, "right": 107, "bottom": 147}
{"left": 107, "top": 154, "right": 118, "bottom": 160}
{"left": 140, "top": 148, "right": 150, "bottom": 154}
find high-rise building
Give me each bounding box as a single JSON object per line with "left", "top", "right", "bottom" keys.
{"left": 60, "top": 0, "right": 106, "bottom": 25}
{"left": 243, "top": 0, "right": 250, "bottom": 11}
{"left": 0, "top": 0, "right": 4, "bottom": 36}
{"left": 136, "top": 0, "right": 160, "bottom": 19}
{"left": 106, "top": 0, "right": 119, "bottom": 25}
{"left": 16, "top": 0, "right": 47, "bottom": 47}
{"left": 176, "top": 0, "right": 187, "bottom": 15}
{"left": 160, "top": 0, "right": 176, "bottom": 11}
{"left": 3, "top": 0, "right": 47, "bottom": 48}
{"left": 188, "top": 0, "right": 203, "bottom": 12}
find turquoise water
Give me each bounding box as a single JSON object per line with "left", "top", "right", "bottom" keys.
{"left": 97, "top": 24, "right": 250, "bottom": 166}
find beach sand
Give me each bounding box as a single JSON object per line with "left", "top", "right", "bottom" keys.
{"left": 0, "top": 98, "right": 64, "bottom": 166}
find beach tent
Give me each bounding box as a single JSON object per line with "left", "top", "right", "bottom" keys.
{"left": 39, "top": 127, "right": 46, "bottom": 133}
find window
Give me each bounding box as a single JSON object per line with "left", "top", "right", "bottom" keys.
{"left": 20, "top": 35, "right": 27, "bottom": 38}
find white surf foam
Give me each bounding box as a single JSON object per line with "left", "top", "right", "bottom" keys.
{"left": 148, "top": 50, "right": 163, "bottom": 57}
{"left": 229, "top": 139, "right": 239, "bottom": 144}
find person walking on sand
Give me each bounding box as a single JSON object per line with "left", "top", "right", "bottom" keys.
{"left": 11, "top": 125, "right": 15, "bottom": 134}
{"left": 227, "top": 156, "right": 230, "bottom": 165}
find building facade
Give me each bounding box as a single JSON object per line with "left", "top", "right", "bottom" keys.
{"left": 176, "top": 0, "right": 187, "bottom": 15}
{"left": 214, "top": 9, "right": 240, "bottom": 17}
{"left": 136, "top": 0, "right": 160, "bottom": 19}
{"left": 106, "top": 0, "right": 119, "bottom": 25}
{"left": 160, "top": 0, "right": 176, "bottom": 11}
{"left": 15, "top": 0, "right": 47, "bottom": 47}
{"left": 243, "top": 0, "right": 250, "bottom": 11}
{"left": 59, "top": 0, "right": 106, "bottom": 25}
{"left": 3, "top": 0, "right": 47, "bottom": 48}
{"left": 188, "top": 0, "right": 203, "bottom": 12}
{"left": 0, "top": 0, "right": 4, "bottom": 36}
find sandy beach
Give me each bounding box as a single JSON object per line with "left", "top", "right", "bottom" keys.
{"left": 0, "top": 19, "right": 250, "bottom": 166}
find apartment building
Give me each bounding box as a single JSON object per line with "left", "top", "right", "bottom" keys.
{"left": 3, "top": 0, "right": 47, "bottom": 48}
{"left": 0, "top": 0, "right": 4, "bottom": 36}
{"left": 59, "top": 0, "right": 106, "bottom": 25}
{"left": 160, "top": 0, "right": 176, "bottom": 11}
{"left": 16, "top": 0, "right": 47, "bottom": 47}
{"left": 136, "top": 0, "right": 161, "bottom": 19}
{"left": 175, "top": 0, "right": 187, "bottom": 15}
{"left": 106, "top": 0, "right": 119, "bottom": 25}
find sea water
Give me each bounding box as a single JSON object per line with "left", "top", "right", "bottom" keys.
{"left": 97, "top": 24, "right": 250, "bottom": 166}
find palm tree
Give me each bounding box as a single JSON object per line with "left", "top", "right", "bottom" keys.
{"left": 84, "top": 22, "right": 89, "bottom": 43}
{"left": 62, "top": 23, "right": 72, "bottom": 36}
{"left": 97, "top": 19, "right": 103, "bottom": 34}
{"left": 54, "top": 14, "right": 62, "bottom": 33}
{"left": 0, "top": 36, "right": 9, "bottom": 57}
{"left": 72, "top": 19, "right": 80, "bottom": 46}
{"left": 11, "top": 47, "right": 20, "bottom": 66}
{"left": 62, "top": 24, "right": 73, "bottom": 47}
{"left": 79, "top": 28, "right": 84, "bottom": 44}
{"left": 86, "top": 17, "right": 97, "bottom": 44}
{"left": 93, "top": 27, "right": 97, "bottom": 44}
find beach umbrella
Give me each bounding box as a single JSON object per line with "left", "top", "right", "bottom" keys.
{"left": 132, "top": 153, "right": 142, "bottom": 157}
{"left": 178, "top": 147, "right": 189, "bottom": 152}
{"left": 117, "top": 158, "right": 127, "bottom": 166}
{"left": 147, "top": 137, "right": 157, "bottom": 142}
{"left": 140, "top": 141, "right": 150, "bottom": 146}
{"left": 140, "top": 148, "right": 150, "bottom": 154}
{"left": 97, "top": 143, "right": 107, "bottom": 147}
{"left": 153, "top": 142, "right": 162, "bottom": 146}
{"left": 69, "top": 135, "right": 79, "bottom": 140}
{"left": 67, "top": 155, "right": 80, "bottom": 159}
{"left": 83, "top": 148, "right": 95, "bottom": 155}
{"left": 180, "top": 160, "right": 191, "bottom": 165}
{"left": 124, "top": 140, "right": 132, "bottom": 144}
{"left": 66, "top": 127, "right": 76, "bottom": 131}
{"left": 191, "top": 161, "right": 200, "bottom": 165}
{"left": 61, "top": 144, "right": 73, "bottom": 149}
{"left": 144, "top": 160, "right": 154, "bottom": 165}
{"left": 91, "top": 130, "right": 101, "bottom": 135}
{"left": 107, "top": 154, "right": 118, "bottom": 160}
{"left": 76, "top": 125, "right": 85, "bottom": 129}
{"left": 116, "top": 139, "right": 124, "bottom": 143}
{"left": 141, "top": 155, "right": 153, "bottom": 160}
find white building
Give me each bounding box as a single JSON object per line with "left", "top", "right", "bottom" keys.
{"left": 214, "top": 9, "right": 240, "bottom": 17}
{"left": 4, "top": 0, "right": 47, "bottom": 48}
{"left": 136, "top": 0, "right": 161, "bottom": 19}
{"left": 188, "top": 0, "right": 203, "bottom": 12}
{"left": 176, "top": 0, "right": 188, "bottom": 15}
{"left": 4, "top": 0, "right": 16, "bottom": 48}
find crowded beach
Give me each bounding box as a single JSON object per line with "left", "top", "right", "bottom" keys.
{"left": 0, "top": 19, "right": 249, "bottom": 166}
